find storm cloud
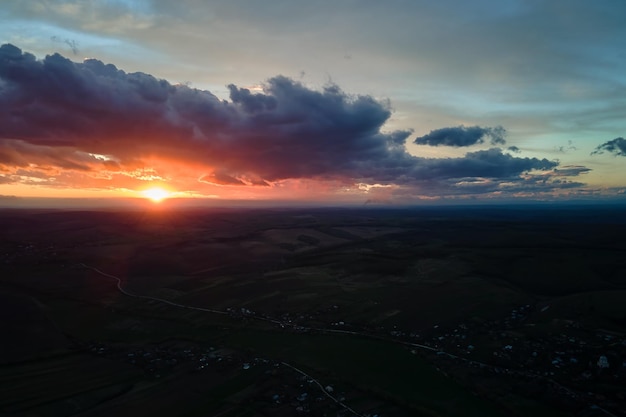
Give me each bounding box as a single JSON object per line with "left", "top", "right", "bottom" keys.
{"left": 414, "top": 126, "right": 506, "bottom": 147}
{"left": 0, "top": 44, "right": 584, "bottom": 198}
{"left": 592, "top": 138, "right": 626, "bottom": 157}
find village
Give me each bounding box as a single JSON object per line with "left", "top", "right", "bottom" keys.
{"left": 75, "top": 294, "right": 626, "bottom": 416}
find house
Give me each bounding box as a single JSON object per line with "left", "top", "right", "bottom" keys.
{"left": 597, "top": 355, "right": 610, "bottom": 369}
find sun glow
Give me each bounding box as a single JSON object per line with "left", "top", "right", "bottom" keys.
{"left": 142, "top": 187, "right": 171, "bottom": 202}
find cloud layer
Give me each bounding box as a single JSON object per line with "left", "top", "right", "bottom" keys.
{"left": 0, "top": 44, "right": 589, "bottom": 200}
{"left": 414, "top": 126, "right": 506, "bottom": 147}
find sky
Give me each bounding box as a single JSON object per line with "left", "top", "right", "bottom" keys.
{"left": 1, "top": 0, "right": 625, "bottom": 205}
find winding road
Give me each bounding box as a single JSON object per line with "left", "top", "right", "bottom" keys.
{"left": 79, "top": 263, "right": 366, "bottom": 417}
{"left": 79, "top": 263, "right": 616, "bottom": 417}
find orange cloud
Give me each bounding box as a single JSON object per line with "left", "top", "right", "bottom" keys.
{"left": 0, "top": 44, "right": 591, "bottom": 202}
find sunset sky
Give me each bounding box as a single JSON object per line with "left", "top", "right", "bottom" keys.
{"left": 1, "top": 0, "right": 625, "bottom": 205}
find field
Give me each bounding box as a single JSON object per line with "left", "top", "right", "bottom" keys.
{"left": 1, "top": 204, "right": 625, "bottom": 416}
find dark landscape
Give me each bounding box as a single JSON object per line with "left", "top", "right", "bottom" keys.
{"left": 1, "top": 204, "right": 626, "bottom": 417}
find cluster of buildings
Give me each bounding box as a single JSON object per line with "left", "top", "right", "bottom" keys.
{"left": 229, "top": 299, "right": 625, "bottom": 415}
{"left": 394, "top": 305, "right": 626, "bottom": 415}
{"left": 82, "top": 340, "right": 366, "bottom": 415}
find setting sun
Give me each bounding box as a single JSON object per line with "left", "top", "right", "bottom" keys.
{"left": 142, "top": 187, "right": 171, "bottom": 203}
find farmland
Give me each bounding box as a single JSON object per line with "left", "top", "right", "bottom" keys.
{"left": 1, "top": 204, "right": 626, "bottom": 416}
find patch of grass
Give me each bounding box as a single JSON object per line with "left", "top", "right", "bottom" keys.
{"left": 0, "top": 353, "right": 141, "bottom": 415}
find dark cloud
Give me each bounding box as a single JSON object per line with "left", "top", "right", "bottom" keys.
{"left": 414, "top": 126, "right": 506, "bottom": 147}
{"left": 227, "top": 84, "right": 277, "bottom": 113}
{"left": 591, "top": 137, "right": 626, "bottom": 156}
{"left": 0, "top": 43, "right": 404, "bottom": 184}
{"left": 550, "top": 166, "right": 591, "bottom": 177}
{"left": 406, "top": 148, "right": 557, "bottom": 183}
{"left": 507, "top": 146, "right": 521, "bottom": 153}
{"left": 0, "top": 44, "right": 583, "bottom": 198}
